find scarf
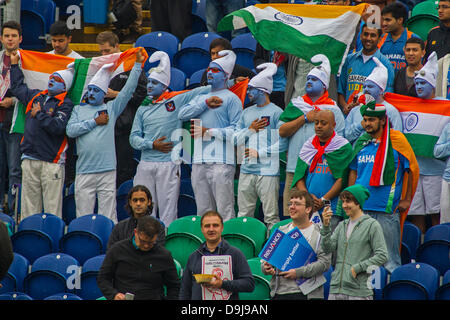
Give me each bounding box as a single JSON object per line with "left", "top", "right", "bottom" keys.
{"left": 309, "top": 131, "right": 336, "bottom": 173}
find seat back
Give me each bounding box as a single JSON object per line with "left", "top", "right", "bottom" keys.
{"left": 222, "top": 233, "right": 256, "bottom": 260}
{"left": 22, "top": 0, "right": 56, "bottom": 33}
{"left": 18, "top": 213, "right": 65, "bottom": 251}
{"left": 0, "top": 292, "right": 33, "bottom": 300}
{"left": 223, "top": 217, "right": 267, "bottom": 254}
{"left": 247, "top": 257, "right": 271, "bottom": 282}
{"left": 169, "top": 67, "right": 187, "bottom": 91}
{"left": 416, "top": 240, "right": 450, "bottom": 276}
{"left": 116, "top": 193, "right": 130, "bottom": 222}
{"left": 0, "top": 212, "right": 15, "bottom": 233}
{"left": 231, "top": 32, "right": 257, "bottom": 52}
{"left": 186, "top": 68, "right": 206, "bottom": 89}
{"left": 239, "top": 275, "right": 270, "bottom": 300}
{"left": 180, "top": 32, "right": 221, "bottom": 52}
{"left": 135, "top": 31, "right": 180, "bottom": 61}
{"left": 44, "top": 293, "right": 83, "bottom": 300}
{"left": 167, "top": 215, "right": 204, "bottom": 241}
{"left": 82, "top": 254, "right": 105, "bottom": 273}
{"left": 424, "top": 224, "right": 450, "bottom": 242}
{"left": 67, "top": 214, "right": 114, "bottom": 249}
{"left": 402, "top": 221, "right": 422, "bottom": 259}
{"left": 164, "top": 233, "right": 203, "bottom": 268}
{"left": 117, "top": 179, "right": 134, "bottom": 196}
{"left": 6, "top": 253, "right": 29, "bottom": 292}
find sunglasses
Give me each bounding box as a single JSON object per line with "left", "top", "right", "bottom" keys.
{"left": 49, "top": 74, "right": 64, "bottom": 83}
{"left": 207, "top": 67, "right": 222, "bottom": 73}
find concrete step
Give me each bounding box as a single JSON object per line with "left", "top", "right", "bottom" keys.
{"left": 83, "top": 26, "right": 151, "bottom": 35}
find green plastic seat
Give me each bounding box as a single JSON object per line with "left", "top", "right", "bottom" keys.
{"left": 406, "top": 14, "right": 440, "bottom": 41}
{"left": 411, "top": 1, "right": 438, "bottom": 17}
{"left": 223, "top": 217, "right": 268, "bottom": 255}
{"left": 167, "top": 215, "right": 205, "bottom": 241}
{"left": 269, "top": 218, "right": 293, "bottom": 236}
{"left": 165, "top": 233, "right": 203, "bottom": 268}
{"left": 223, "top": 233, "right": 257, "bottom": 259}
{"left": 239, "top": 275, "right": 271, "bottom": 300}
{"left": 247, "top": 257, "right": 272, "bottom": 282}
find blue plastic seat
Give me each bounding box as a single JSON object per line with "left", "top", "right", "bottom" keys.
{"left": 59, "top": 214, "right": 114, "bottom": 264}
{"left": 116, "top": 193, "right": 130, "bottom": 222}
{"left": 117, "top": 179, "right": 134, "bottom": 197}
{"left": 0, "top": 253, "right": 29, "bottom": 294}
{"left": 24, "top": 253, "right": 80, "bottom": 300}
{"left": 0, "top": 292, "right": 33, "bottom": 300}
{"left": 178, "top": 194, "right": 197, "bottom": 218}
{"left": 44, "top": 293, "right": 83, "bottom": 300}
{"left": 424, "top": 224, "right": 450, "bottom": 242}
{"left": 0, "top": 212, "right": 15, "bottom": 234}
{"left": 383, "top": 263, "right": 440, "bottom": 300}
{"left": 76, "top": 254, "right": 105, "bottom": 300}
{"left": 11, "top": 213, "right": 65, "bottom": 263}
{"left": 21, "top": 0, "right": 56, "bottom": 49}
{"left": 402, "top": 221, "right": 422, "bottom": 259}
{"left": 169, "top": 67, "right": 187, "bottom": 91}
{"left": 223, "top": 217, "right": 267, "bottom": 259}
{"left": 191, "top": 0, "right": 207, "bottom": 33}
{"left": 186, "top": 68, "right": 206, "bottom": 89}
{"left": 173, "top": 32, "right": 221, "bottom": 78}
{"left": 416, "top": 224, "right": 450, "bottom": 275}
{"left": 135, "top": 31, "right": 180, "bottom": 72}
{"left": 435, "top": 269, "right": 450, "bottom": 300}
{"left": 231, "top": 32, "right": 257, "bottom": 70}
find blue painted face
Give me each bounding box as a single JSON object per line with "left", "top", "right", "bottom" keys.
{"left": 47, "top": 73, "right": 66, "bottom": 96}
{"left": 247, "top": 87, "right": 266, "bottom": 106}
{"left": 305, "top": 75, "right": 325, "bottom": 98}
{"left": 363, "top": 80, "right": 383, "bottom": 101}
{"left": 87, "top": 84, "right": 106, "bottom": 106}
{"left": 414, "top": 78, "right": 434, "bottom": 99}
{"left": 147, "top": 78, "right": 166, "bottom": 99}
{"left": 206, "top": 62, "right": 227, "bottom": 89}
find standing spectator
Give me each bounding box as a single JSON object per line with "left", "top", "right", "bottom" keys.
{"left": 96, "top": 31, "right": 147, "bottom": 189}
{"left": 179, "top": 211, "right": 255, "bottom": 300}
{"left": 345, "top": 58, "right": 402, "bottom": 144}
{"left": 292, "top": 110, "right": 353, "bottom": 232}
{"left": 48, "top": 21, "right": 84, "bottom": 59}
{"left": 337, "top": 24, "right": 395, "bottom": 115}
{"left": 234, "top": 63, "right": 288, "bottom": 231}
{"left": 424, "top": 0, "right": 450, "bottom": 61}
{"left": 206, "top": 0, "right": 245, "bottom": 38}
{"left": 130, "top": 51, "right": 211, "bottom": 227}
{"left": 408, "top": 52, "right": 446, "bottom": 233}
{"left": 434, "top": 122, "right": 450, "bottom": 224}
{"left": 111, "top": 0, "right": 143, "bottom": 43}
{"left": 262, "top": 189, "right": 331, "bottom": 300}
{"left": 66, "top": 49, "right": 145, "bottom": 224}
{"left": 379, "top": 2, "right": 420, "bottom": 72}
{"left": 348, "top": 100, "right": 418, "bottom": 273}
{"left": 0, "top": 21, "right": 22, "bottom": 215}
{"left": 279, "top": 55, "right": 345, "bottom": 218}
{"left": 9, "top": 52, "right": 74, "bottom": 219}
{"left": 178, "top": 50, "right": 243, "bottom": 221}
{"left": 200, "top": 38, "right": 255, "bottom": 87}
{"left": 107, "top": 185, "right": 165, "bottom": 250}
{"left": 321, "top": 184, "right": 388, "bottom": 300}
{"left": 393, "top": 37, "right": 425, "bottom": 97}
{"left": 97, "top": 215, "right": 180, "bottom": 300}
{"left": 150, "top": 0, "right": 192, "bottom": 41}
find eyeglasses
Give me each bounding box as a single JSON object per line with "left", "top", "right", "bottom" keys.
{"left": 287, "top": 201, "right": 306, "bottom": 207}
{"left": 437, "top": 5, "right": 450, "bottom": 9}
{"left": 136, "top": 233, "right": 157, "bottom": 247}
{"left": 206, "top": 67, "right": 222, "bottom": 73}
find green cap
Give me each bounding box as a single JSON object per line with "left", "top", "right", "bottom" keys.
{"left": 343, "top": 184, "right": 371, "bottom": 207}
{"left": 360, "top": 100, "right": 386, "bottom": 117}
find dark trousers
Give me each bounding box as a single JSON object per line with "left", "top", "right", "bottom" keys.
{"left": 150, "top": 0, "right": 192, "bottom": 41}
{"left": 272, "top": 292, "right": 307, "bottom": 300}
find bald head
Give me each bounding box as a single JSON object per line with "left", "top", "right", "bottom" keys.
{"left": 315, "top": 110, "right": 336, "bottom": 141}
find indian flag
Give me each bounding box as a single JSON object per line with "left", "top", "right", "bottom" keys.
{"left": 384, "top": 92, "right": 450, "bottom": 158}
{"left": 217, "top": 3, "right": 369, "bottom": 74}
{"left": 11, "top": 48, "right": 147, "bottom": 134}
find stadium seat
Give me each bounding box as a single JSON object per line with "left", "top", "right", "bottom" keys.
{"left": 383, "top": 262, "right": 440, "bottom": 300}
{"left": 44, "top": 293, "right": 83, "bottom": 300}
{"left": 11, "top": 213, "right": 65, "bottom": 263}
{"left": 191, "top": 0, "right": 207, "bottom": 33}
{"left": 435, "top": 269, "right": 450, "bottom": 300}
{"left": 406, "top": 14, "right": 440, "bottom": 41}
{"left": 371, "top": 266, "right": 388, "bottom": 300}
{"left": 223, "top": 217, "right": 268, "bottom": 255}
{"left": 402, "top": 221, "right": 422, "bottom": 259}
{"left": 231, "top": 32, "right": 257, "bottom": 70}
{"left": 117, "top": 179, "right": 134, "bottom": 197}
{"left": 76, "top": 254, "right": 105, "bottom": 300}
{"left": 186, "top": 68, "right": 206, "bottom": 89}
{"left": 170, "top": 67, "right": 187, "bottom": 91}
{"left": 173, "top": 32, "right": 221, "bottom": 78}
{"left": 24, "top": 253, "right": 80, "bottom": 300}
{"left": 240, "top": 275, "right": 270, "bottom": 300}
{"left": 0, "top": 253, "right": 29, "bottom": 294}
{"left": 165, "top": 232, "right": 203, "bottom": 268}
{"left": 415, "top": 224, "right": 450, "bottom": 275}
{"left": 178, "top": 194, "right": 198, "bottom": 218}
{"left": 59, "top": 214, "right": 114, "bottom": 264}
{"left": 135, "top": 31, "right": 180, "bottom": 72}
{"left": 20, "top": 0, "right": 56, "bottom": 49}
{"left": 0, "top": 212, "right": 15, "bottom": 234}
{"left": 223, "top": 233, "right": 257, "bottom": 259}
{"left": 247, "top": 257, "right": 272, "bottom": 282}
{"left": 401, "top": 241, "right": 412, "bottom": 265}
{"left": 167, "top": 215, "right": 205, "bottom": 241}
{"left": 116, "top": 193, "right": 130, "bottom": 222}
{"left": 269, "top": 218, "right": 292, "bottom": 236}
{"left": 0, "top": 292, "right": 33, "bottom": 300}
{"left": 424, "top": 224, "right": 450, "bottom": 242}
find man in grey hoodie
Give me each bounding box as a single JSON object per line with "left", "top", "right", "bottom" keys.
{"left": 321, "top": 184, "right": 388, "bottom": 300}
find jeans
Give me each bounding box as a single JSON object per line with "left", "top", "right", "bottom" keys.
{"left": 205, "top": 0, "right": 246, "bottom": 38}
{"left": 365, "top": 210, "right": 401, "bottom": 274}
{"left": 0, "top": 123, "right": 22, "bottom": 214}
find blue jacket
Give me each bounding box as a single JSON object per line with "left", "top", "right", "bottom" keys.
{"left": 10, "top": 65, "right": 73, "bottom": 164}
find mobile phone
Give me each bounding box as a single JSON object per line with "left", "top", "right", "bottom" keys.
{"left": 98, "top": 109, "right": 108, "bottom": 116}
{"left": 125, "top": 292, "right": 135, "bottom": 300}
{"left": 323, "top": 199, "right": 331, "bottom": 207}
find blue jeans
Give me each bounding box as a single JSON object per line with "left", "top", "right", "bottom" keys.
{"left": 0, "top": 123, "right": 22, "bottom": 214}
{"left": 365, "top": 210, "right": 401, "bottom": 274}
{"left": 205, "top": 0, "right": 246, "bottom": 38}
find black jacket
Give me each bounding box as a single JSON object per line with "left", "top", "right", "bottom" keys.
{"left": 105, "top": 69, "right": 148, "bottom": 135}
{"left": 393, "top": 67, "right": 417, "bottom": 97}
{"left": 97, "top": 238, "right": 180, "bottom": 300}
{"left": 424, "top": 22, "right": 450, "bottom": 62}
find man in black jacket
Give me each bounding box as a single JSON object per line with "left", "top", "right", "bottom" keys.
{"left": 96, "top": 31, "right": 148, "bottom": 188}
{"left": 107, "top": 185, "right": 165, "bottom": 250}
{"left": 97, "top": 215, "right": 180, "bottom": 300}
{"left": 424, "top": 0, "right": 450, "bottom": 61}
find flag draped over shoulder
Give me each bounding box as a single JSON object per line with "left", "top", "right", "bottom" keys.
{"left": 384, "top": 92, "right": 450, "bottom": 159}
{"left": 279, "top": 91, "right": 335, "bottom": 123}
{"left": 217, "top": 3, "right": 369, "bottom": 74}
{"left": 11, "top": 48, "right": 147, "bottom": 134}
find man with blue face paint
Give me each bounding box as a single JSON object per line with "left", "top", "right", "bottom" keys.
{"left": 9, "top": 51, "right": 74, "bottom": 219}
{"left": 345, "top": 57, "right": 403, "bottom": 144}
{"left": 407, "top": 52, "right": 447, "bottom": 233}
{"left": 234, "top": 63, "right": 288, "bottom": 231}
{"left": 130, "top": 51, "right": 212, "bottom": 227}
{"left": 67, "top": 48, "right": 146, "bottom": 224}
{"left": 279, "top": 55, "right": 345, "bottom": 219}
{"left": 178, "top": 50, "right": 243, "bottom": 221}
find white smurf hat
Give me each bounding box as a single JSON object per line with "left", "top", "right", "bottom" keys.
{"left": 307, "top": 54, "right": 331, "bottom": 89}
{"left": 415, "top": 51, "right": 438, "bottom": 88}
{"left": 365, "top": 57, "right": 388, "bottom": 92}
{"left": 54, "top": 62, "right": 75, "bottom": 91}
{"left": 88, "top": 62, "right": 115, "bottom": 93}
{"left": 248, "top": 62, "right": 278, "bottom": 94}
{"left": 148, "top": 51, "right": 171, "bottom": 87}
{"left": 212, "top": 50, "right": 236, "bottom": 78}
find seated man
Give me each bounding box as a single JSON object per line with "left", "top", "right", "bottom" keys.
{"left": 97, "top": 215, "right": 180, "bottom": 300}
{"left": 262, "top": 189, "right": 331, "bottom": 300}
{"left": 9, "top": 51, "right": 74, "bottom": 219}
{"left": 292, "top": 110, "right": 353, "bottom": 231}
{"left": 66, "top": 49, "right": 145, "bottom": 224}
{"left": 107, "top": 185, "right": 165, "bottom": 250}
